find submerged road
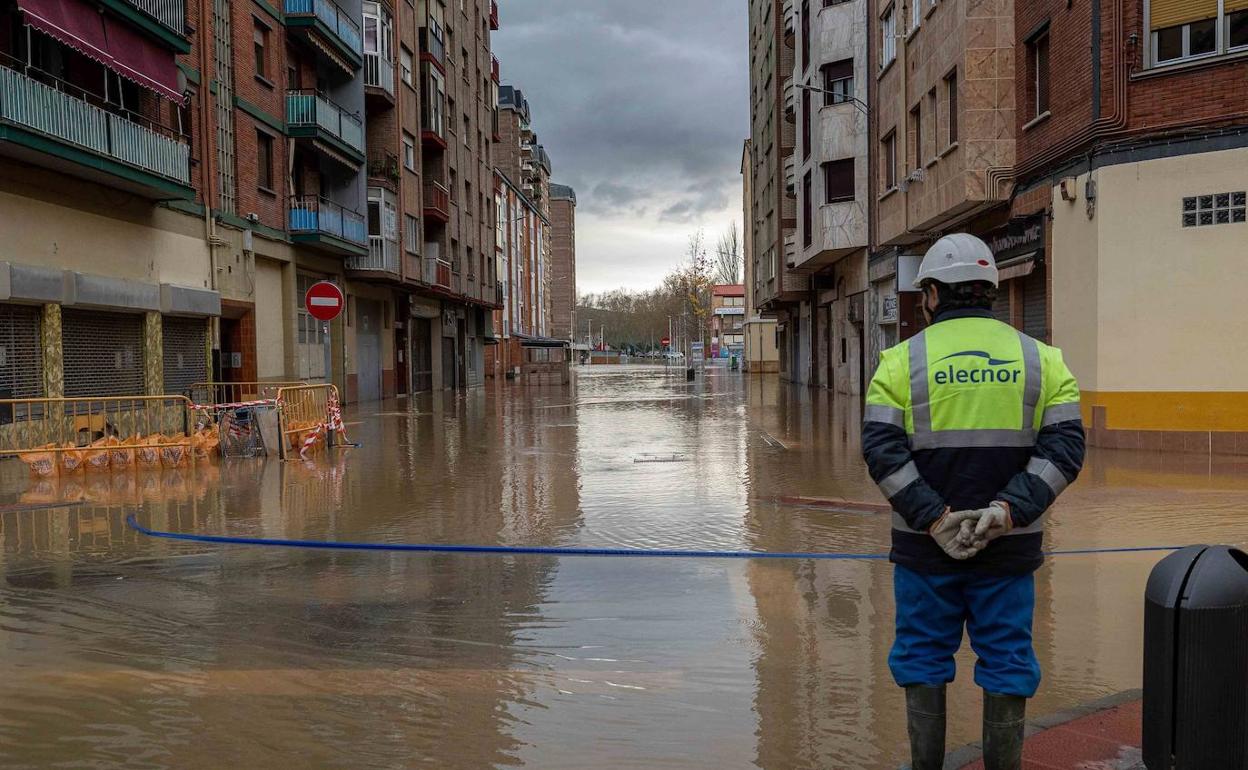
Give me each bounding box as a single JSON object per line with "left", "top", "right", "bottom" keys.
{"left": 0, "top": 364, "right": 1245, "bottom": 769}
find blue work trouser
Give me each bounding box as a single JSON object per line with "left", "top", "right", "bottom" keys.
{"left": 889, "top": 565, "right": 1041, "bottom": 698}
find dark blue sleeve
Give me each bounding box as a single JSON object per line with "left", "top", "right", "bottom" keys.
{"left": 996, "top": 419, "right": 1086, "bottom": 527}
{"left": 862, "top": 421, "right": 947, "bottom": 532}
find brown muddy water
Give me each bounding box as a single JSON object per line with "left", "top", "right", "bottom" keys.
{"left": 0, "top": 364, "right": 1245, "bottom": 769}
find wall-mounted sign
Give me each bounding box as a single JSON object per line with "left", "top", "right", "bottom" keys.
{"left": 984, "top": 214, "right": 1045, "bottom": 263}
{"left": 880, "top": 295, "right": 899, "bottom": 323}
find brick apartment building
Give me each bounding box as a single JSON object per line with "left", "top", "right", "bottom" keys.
{"left": 747, "top": 0, "right": 1248, "bottom": 452}
{"left": 0, "top": 0, "right": 507, "bottom": 402}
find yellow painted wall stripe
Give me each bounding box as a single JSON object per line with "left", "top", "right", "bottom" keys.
{"left": 1080, "top": 391, "right": 1248, "bottom": 432}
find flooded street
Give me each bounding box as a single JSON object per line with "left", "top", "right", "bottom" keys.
{"left": 1, "top": 365, "right": 1246, "bottom": 769}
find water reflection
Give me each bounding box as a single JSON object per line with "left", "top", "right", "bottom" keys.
{"left": 0, "top": 365, "right": 1244, "bottom": 768}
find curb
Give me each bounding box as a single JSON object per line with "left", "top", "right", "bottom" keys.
{"left": 897, "top": 689, "right": 1143, "bottom": 770}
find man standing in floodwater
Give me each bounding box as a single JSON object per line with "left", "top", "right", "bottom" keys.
{"left": 861, "top": 233, "right": 1086, "bottom": 770}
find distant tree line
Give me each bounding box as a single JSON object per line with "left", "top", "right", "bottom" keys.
{"left": 576, "top": 224, "right": 741, "bottom": 354}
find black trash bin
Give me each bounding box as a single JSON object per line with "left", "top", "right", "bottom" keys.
{"left": 1142, "top": 545, "right": 1248, "bottom": 770}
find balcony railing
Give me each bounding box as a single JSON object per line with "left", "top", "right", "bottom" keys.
{"left": 284, "top": 0, "right": 362, "bottom": 55}
{"left": 348, "top": 236, "right": 400, "bottom": 273}
{"left": 423, "top": 180, "right": 449, "bottom": 220}
{"left": 489, "top": 0, "right": 499, "bottom": 30}
{"left": 495, "top": 280, "right": 504, "bottom": 306}
{"left": 490, "top": 54, "right": 499, "bottom": 83}
{"left": 422, "top": 257, "right": 451, "bottom": 288}
{"left": 0, "top": 66, "right": 189, "bottom": 184}
{"left": 419, "top": 27, "right": 445, "bottom": 66}
{"left": 364, "top": 52, "right": 394, "bottom": 95}
{"left": 122, "top": 0, "right": 185, "bottom": 35}
{"left": 288, "top": 195, "right": 367, "bottom": 245}
{"left": 286, "top": 90, "right": 363, "bottom": 153}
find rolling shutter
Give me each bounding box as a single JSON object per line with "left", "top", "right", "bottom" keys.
{"left": 1227, "top": 0, "right": 1248, "bottom": 12}
{"left": 991, "top": 287, "right": 1011, "bottom": 325}
{"left": 62, "top": 310, "right": 145, "bottom": 397}
{"left": 1150, "top": 0, "right": 1217, "bottom": 30}
{"left": 162, "top": 316, "right": 207, "bottom": 395}
{"left": 0, "top": 304, "right": 43, "bottom": 398}
{"left": 1022, "top": 268, "right": 1047, "bottom": 341}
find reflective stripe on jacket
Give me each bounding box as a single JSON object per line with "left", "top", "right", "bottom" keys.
{"left": 861, "top": 309, "right": 1086, "bottom": 575}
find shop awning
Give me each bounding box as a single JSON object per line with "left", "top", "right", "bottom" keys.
{"left": 996, "top": 252, "right": 1038, "bottom": 282}
{"left": 17, "top": 0, "right": 182, "bottom": 101}
{"left": 513, "top": 332, "right": 569, "bottom": 349}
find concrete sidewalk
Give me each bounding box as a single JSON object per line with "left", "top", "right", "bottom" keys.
{"left": 943, "top": 691, "right": 1144, "bottom": 770}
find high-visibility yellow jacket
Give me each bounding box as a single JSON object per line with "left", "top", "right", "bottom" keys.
{"left": 862, "top": 309, "right": 1085, "bottom": 574}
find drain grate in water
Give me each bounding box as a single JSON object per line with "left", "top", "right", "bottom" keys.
{"left": 633, "top": 453, "right": 688, "bottom": 463}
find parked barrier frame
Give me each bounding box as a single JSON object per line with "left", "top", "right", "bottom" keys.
{"left": 0, "top": 395, "right": 194, "bottom": 456}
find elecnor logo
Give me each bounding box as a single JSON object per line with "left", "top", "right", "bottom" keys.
{"left": 933, "top": 351, "right": 1021, "bottom": 385}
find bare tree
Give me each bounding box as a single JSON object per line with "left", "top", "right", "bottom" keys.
{"left": 713, "top": 222, "right": 742, "bottom": 286}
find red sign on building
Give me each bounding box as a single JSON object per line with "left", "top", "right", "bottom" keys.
{"left": 305, "top": 281, "right": 345, "bottom": 322}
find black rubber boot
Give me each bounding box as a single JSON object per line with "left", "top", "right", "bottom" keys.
{"left": 905, "top": 685, "right": 947, "bottom": 770}
{"left": 982, "top": 691, "right": 1027, "bottom": 770}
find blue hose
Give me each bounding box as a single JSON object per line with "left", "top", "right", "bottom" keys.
{"left": 125, "top": 516, "right": 1183, "bottom": 561}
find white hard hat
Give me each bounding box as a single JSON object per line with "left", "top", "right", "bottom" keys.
{"left": 913, "top": 233, "right": 999, "bottom": 289}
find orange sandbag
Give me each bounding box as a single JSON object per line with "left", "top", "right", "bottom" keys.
{"left": 59, "top": 443, "right": 85, "bottom": 475}
{"left": 83, "top": 438, "right": 111, "bottom": 473}
{"left": 161, "top": 440, "right": 190, "bottom": 469}
{"left": 109, "top": 435, "right": 137, "bottom": 471}
{"left": 136, "top": 435, "right": 163, "bottom": 468}
{"left": 19, "top": 477, "right": 59, "bottom": 503}
{"left": 19, "top": 444, "right": 59, "bottom": 478}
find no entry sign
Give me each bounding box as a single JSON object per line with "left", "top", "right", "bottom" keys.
{"left": 305, "top": 281, "right": 345, "bottom": 322}
{"left": 661, "top": 336, "right": 671, "bottom": 347}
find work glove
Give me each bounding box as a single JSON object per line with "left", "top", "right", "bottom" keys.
{"left": 929, "top": 509, "right": 984, "bottom": 561}
{"left": 971, "top": 501, "right": 1013, "bottom": 546}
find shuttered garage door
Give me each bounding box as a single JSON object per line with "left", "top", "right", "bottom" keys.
{"left": 63, "top": 310, "right": 145, "bottom": 397}
{"left": 162, "top": 317, "right": 207, "bottom": 395}
{"left": 0, "top": 304, "right": 43, "bottom": 398}
{"left": 1022, "top": 267, "right": 1047, "bottom": 341}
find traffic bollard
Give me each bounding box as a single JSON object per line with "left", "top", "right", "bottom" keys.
{"left": 1142, "top": 545, "right": 1248, "bottom": 770}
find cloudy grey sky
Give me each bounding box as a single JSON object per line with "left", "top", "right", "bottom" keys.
{"left": 492, "top": 1, "right": 748, "bottom": 294}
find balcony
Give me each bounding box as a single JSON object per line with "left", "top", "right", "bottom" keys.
{"left": 422, "top": 256, "right": 452, "bottom": 289}
{"left": 288, "top": 195, "right": 368, "bottom": 255}
{"left": 286, "top": 90, "right": 364, "bottom": 164}
{"left": 347, "top": 236, "right": 401, "bottom": 275}
{"left": 784, "top": 155, "right": 796, "bottom": 198}
{"left": 364, "top": 52, "right": 394, "bottom": 99}
{"left": 283, "top": 0, "right": 362, "bottom": 72}
{"left": 491, "top": 54, "right": 500, "bottom": 83}
{"left": 0, "top": 65, "right": 191, "bottom": 199}
{"left": 419, "top": 27, "right": 445, "bottom": 72}
{"left": 783, "top": 0, "right": 795, "bottom": 47}
{"left": 495, "top": 280, "right": 504, "bottom": 307}
{"left": 101, "top": 0, "right": 188, "bottom": 52}
{"left": 423, "top": 180, "right": 450, "bottom": 223}
{"left": 489, "top": 0, "right": 499, "bottom": 30}
{"left": 783, "top": 76, "right": 796, "bottom": 123}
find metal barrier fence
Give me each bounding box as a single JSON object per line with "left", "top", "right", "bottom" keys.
{"left": 186, "top": 382, "right": 305, "bottom": 408}
{"left": 0, "top": 395, "right": 194, "bottom": 456}
{"left": 275, "top": 384, "right": 341, "bottom": 460}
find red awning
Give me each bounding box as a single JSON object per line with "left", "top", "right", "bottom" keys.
{"left": 17, "top": 0, "right": 182, "bottom": 102}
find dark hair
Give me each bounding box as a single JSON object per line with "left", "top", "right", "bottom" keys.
{"left": 923, "top": 280, "right": 998, "bottom": 312}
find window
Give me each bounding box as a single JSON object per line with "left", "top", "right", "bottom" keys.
{"left": 800, "top": 0, "right": 811, "bottom": 71}
{"left": 253, "top": 22, "right": 268, "bottom": 79}
{"left": 802, "top": 171, "right": 813, "bottom": 247}
{"left": 945, "top": 69, "right": 958, "bottom": 145}
{"left": 464, "top": 114, "right": 470, "bottom": 147}
{"left": 402, "top": 132, "right": 416, "bottom": 170}
{"left": 450, "top": 168, "right": 457, "bottom": 202}
{"left": 820, "top": 59, "right": 853, "bottom": 106}
{"left": 1150, "top": 1, "right": 1222, "bottom": 65}
{"left": 400, "top": 46, "right": 413, "bottom": 85}
{"left": 910, "top": 0, "right": 920, "bottom": 32}
{"left": 801, "top": 87, "right": 811, "bottom": 160}
{"left": 882, "top": 131, "right": 897, "bottom": 190}
{"left": 910, "top": 103, "right": 922, "bottom": 170}
{"left": 1028, "top": 30, "right": 1050, "bottom": 118}
{"left": 823, "top": 159, "right": 853, "bottom": 203}
{"left": 1182, "top": 192, "right": 1246, "bottom": 227}
{"left": 881, "top": 6, "right": 896, "bottom": 67}
{"left": 405, "top": 214, "right": 420, "bottom": 253}
{"left": 1231, "top": 9, "right": 1248, "bottom": 50}
{"left": 927, "top": 88, "right": 938, "bottom": 160}
{"left": 256, "top": 131, "right": 273, "bottom": 191}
